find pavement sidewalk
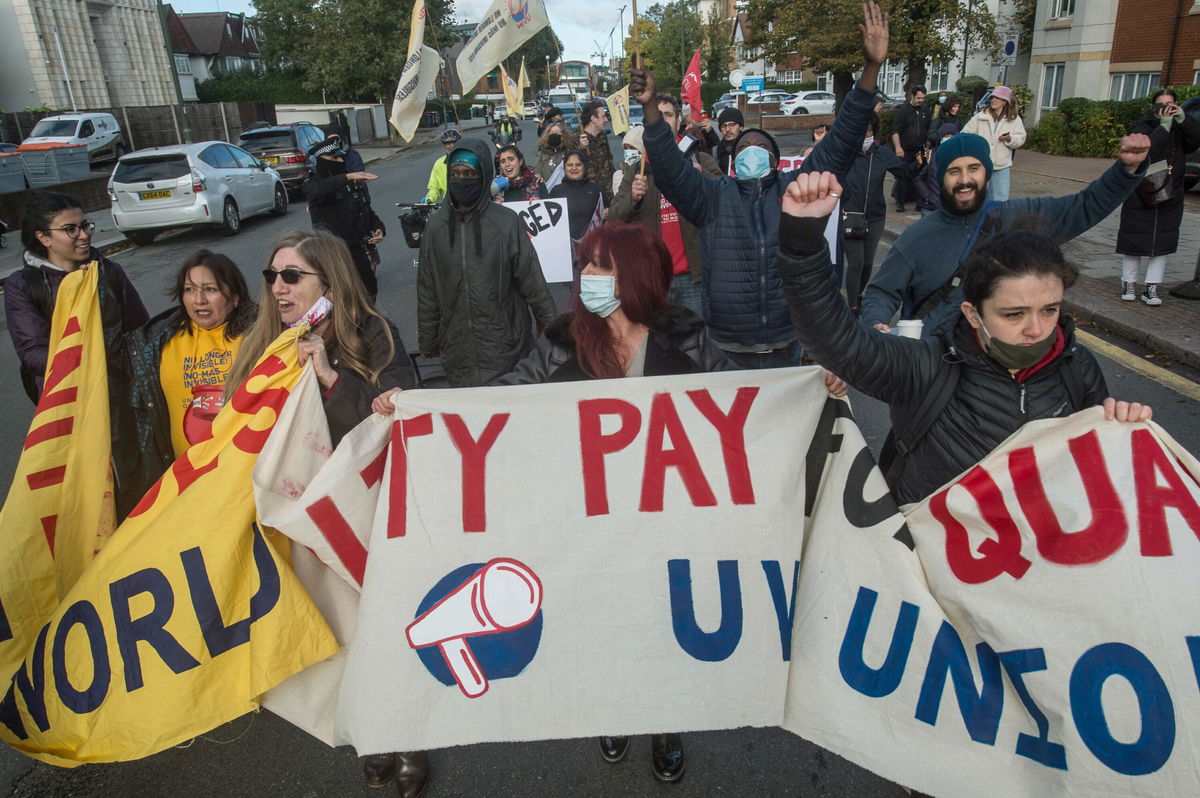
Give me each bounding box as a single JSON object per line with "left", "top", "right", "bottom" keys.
{"left": 879, "top": 150, "right": 1200, "bottom": 371}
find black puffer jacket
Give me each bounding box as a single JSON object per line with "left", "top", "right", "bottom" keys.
{"left": 493, "top": 305, "right": 729, "bottom": 384}
{"left": 777, "top": 218, "right": 1107, "bottom": 505}
{"left": 1115, "top": 111, "right": 1200, "bottom": 257}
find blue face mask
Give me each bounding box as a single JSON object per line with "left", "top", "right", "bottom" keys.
{"left": 734, "top": 145, "right": 771, "bottom": 179}
{"left": 579, "top": 274, "right": 620, "bottom": 318}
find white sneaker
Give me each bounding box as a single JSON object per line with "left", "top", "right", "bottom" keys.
{"left": 1120, "top": 281, "right": 1136, "bottom": 301}
{"left": 1141, "top": 284, "right": 1162, "bottom": 306}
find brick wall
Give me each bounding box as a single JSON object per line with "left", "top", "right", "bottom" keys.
{"left": 760, "top": 113, "right": 835, "bottom": 132}
{"left": 1112, "top": 0, "right": 1200, "bottom": 86}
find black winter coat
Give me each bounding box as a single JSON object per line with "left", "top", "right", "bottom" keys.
{"left": 842, "top": 144, "right": 920, "bottom": 222}
{"left": 322, "top": 315, "right": 417, "bottom": 447}
{"left": 303, "top": 170, "right": 385, "bottom": 267}
{"left": 1115, "top": 112, "right": 1200, "bottom": 257}
{"left": 777, "top": 218, "right": 1107, "bottom": 505}
{"left": 493, "top": 305, "right": 729, "bottom": 384}
{"left": 548, "top": 176, "right": 604, "bottom": 240}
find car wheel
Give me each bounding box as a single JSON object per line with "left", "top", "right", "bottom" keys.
{"left": 270, "top": 184, "right": 288, "bottom": 217}
{"left": 127, "top": 229, "right": 156, "bottom": 246}
{"left": 220, "top": 198, "right": 241, "bottom": 236}
{"left": 795, "top": 107, "right": 808, "bottom": 116}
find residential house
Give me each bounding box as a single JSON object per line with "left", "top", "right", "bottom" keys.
{"left": 177, "top": 11, "right": 264, "bottom": 85}
{"left": 163, "top": 4, "right": 201, "bottom": 102}
{"left": 1028, "top": 0, "right": 1118, "bottom": 125}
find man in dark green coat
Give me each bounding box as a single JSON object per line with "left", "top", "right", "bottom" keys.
{"left": 417, "top": 139, "right": 557, "bottom": 387}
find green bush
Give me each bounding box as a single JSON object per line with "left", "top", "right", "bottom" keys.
{"left": 196, "top": 65, "right": 321, "bottom": 104}
{"left": 1027, "top": 84, "right": 1199, "bottom": 157}
{"left": 956, "top": 75, "right": 989, "bottom": 104}
{"left": 1027, "top": 109, "right": 1069, "bottom": 154}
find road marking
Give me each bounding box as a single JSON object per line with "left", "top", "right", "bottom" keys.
{"left": 1076, "top": 329, "right": 1200, "bottom": 402}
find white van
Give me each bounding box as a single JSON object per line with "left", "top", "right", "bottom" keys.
{"left": 21, "top": 113, "right": 125, "bottom": 163}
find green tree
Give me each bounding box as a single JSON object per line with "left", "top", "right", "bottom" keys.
{"left": 500, "top": 27, "right": 565, "bottom": 96}
{"left": 637, "top": 1, "right": 704, "bottom": 88}
{"left": 702, "top": 8, "right": 733, "bottom": 82}
{"left": 624, "top": 18, "right": 660, "bottom": 71}
{"left": 252, "top": 0, "right": 315, "bottom": 68}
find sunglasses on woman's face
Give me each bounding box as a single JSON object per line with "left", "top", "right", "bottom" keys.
{"left": 262, "top": 268, "right": 320, "bottom": 285}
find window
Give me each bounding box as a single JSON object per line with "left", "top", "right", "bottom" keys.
{"left": 1041, "top": 63, "right": 1065, "bottom": 109}
{"left": 777, "top": 70, "right": 804, "bottom": 84}
{"left": 927, "top": 61, "right": 950, "bottom": 92}
{"left": 175, "top": 55, "right": 192, "bottom": 75}
{"left": 230, "top": 147, "right": 260, "bottom": 169}
{"left": 1051, "top": 0, "right": 1075, "bottom": 18}
{"left": 816, "top": 72, "right": 833, "bottom": 92}
{"left": 224, "top": 57, "right": 242, "bottom": 71}
{"left": 112, "top": 154, "right": 190, "bottom": 183}
{"left": 200, "top": 144, "right": 238, "bottom": 169}
{"left": 881, "top": 61, "right": 907, "bottom": 97}
{"left": 1110, "top": 72, "right": 1160, "bottom": 101}
{"left": 1194, "top": 69, "right": 1199, "bottom": 85}
{"left": 79, "top": 120, "right": 95, "bottom": 137}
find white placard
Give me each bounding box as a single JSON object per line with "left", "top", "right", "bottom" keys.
{"left": 506, "top": 198, "right": 573, "bottom": 283}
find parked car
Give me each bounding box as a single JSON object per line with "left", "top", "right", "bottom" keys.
{"left": 780, "top": 91, "right": 837, "bottom": 116}
{"left": 0, "top": 143, "right": 17, "bottom": 154}
{"left": 746, "top": 91, "right": 795, "bottom": 107}
{"left": 711, "top": 92, "right": 744, "bottom": 116}
{"left": 523, "top": 102, "right": 539, "bottom": 117}
{"left": 20, "top": 112, "right": 124, "bottom": 163}
{"left": 876, "top": 91, "right": 904, "bottom": 111}
{"left": 495, "top": 105, "right": 509, "bottom": 118}
{"left": 1184, "top": 97, "right": 1199, "bottom": 191}
{"left": 553, "top": 101, "right": 582, "bottom": 130}
{"left": 236, "top": 122, "right": 326, "bottom": 196}
{"left": 627, "top": 105, "right": 645, "bottom": 127}
{"left": 109, "top": 141, "right": 288, "bottom": 245}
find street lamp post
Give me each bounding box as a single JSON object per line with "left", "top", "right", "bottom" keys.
{"left": 546, "top": 54, "right": 551, "bottom": 90}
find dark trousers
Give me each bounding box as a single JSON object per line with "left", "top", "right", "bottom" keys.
{"left": 721, "top": 341, "right": 803, "bottom": 370}
{"left": 891, "top": 151, "right": 919, "bottom": 206}
{"left": 842, "top": 218, "right": 887, "bottom": 310}
{"left": 347, "top": 240, "right": 378, "bottom": 300}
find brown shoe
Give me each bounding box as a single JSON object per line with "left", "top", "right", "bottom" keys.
{"left": 395, "top": 750, "right": 431, "bottom": 798}
{"left": 363, "top": 752, "right": 397, "bottom": 787}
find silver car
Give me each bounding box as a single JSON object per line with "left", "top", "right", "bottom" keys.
{"left": 109, "top": 141, "right": 288, "bottom": 245}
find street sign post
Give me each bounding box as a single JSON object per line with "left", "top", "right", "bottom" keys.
{"left": 1000, "top": 32, "right": 1019, "bottom": 67}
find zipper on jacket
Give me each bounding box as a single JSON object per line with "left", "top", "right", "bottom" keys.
{"left": 460, "top": 216, "right": 478, "bottom": 382}
{"left": 1018, "top": 381, "right": 1027, "bottom": 418}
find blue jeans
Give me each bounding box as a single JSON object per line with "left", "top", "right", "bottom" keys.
{"left": 721, "top": 341, "right": 803, "bottom": 370}
{"left": 668, "top": 273, "right": 703, "bottom": 317}
{"left": 986, "top": 167, "right": 1011, "bottom": 202}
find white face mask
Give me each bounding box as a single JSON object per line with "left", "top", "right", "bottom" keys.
{"left": 623, "top": 149, "right": 641, "bottom": 165}
{"left": 579, "top": 274, "right": 620, "bottom": 318}
{"left": 862, "top": 136, "right": 874, "bottom": 152}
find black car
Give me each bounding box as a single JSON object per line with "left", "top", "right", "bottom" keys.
{"left": 1184, "top": 97, "right": 1199, "bottom": 191}
{"left": 236, "top": 123, "right": 327, "bottom": 196}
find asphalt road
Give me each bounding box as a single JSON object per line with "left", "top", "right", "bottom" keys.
{"left": 0, "top": 122, "right": 1197, "bottom": 796}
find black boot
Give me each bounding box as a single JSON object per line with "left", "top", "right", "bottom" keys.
{"left": 598, "top": 735, "right": 630, "bottom": 763}
{"left": 394, "top": 750, "right": 431, "bottom": 798}
{"left": 362, "top": 752, "right": 396, "bottom": 787}
{"left": 651, "top": 733, "right": 685, "bottom": 783}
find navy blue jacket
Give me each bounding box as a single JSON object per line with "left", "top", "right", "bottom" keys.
{"left": 643, "top": 83, "right": 876, "bottom": 348}
{"left": 842, "top": 144, "right": 919, "bottom": 222}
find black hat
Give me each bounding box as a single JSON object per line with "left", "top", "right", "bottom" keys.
{"left": 308, "top": 135, "right": 346, "bottom": 158}
{"left": 717, "top": 108, "right": 745, "bottom": 127}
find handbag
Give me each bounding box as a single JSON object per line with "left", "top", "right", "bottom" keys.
{"left": 841, "top": 151, "right": 873, "bottom": 240}
{"left": 1135, "top": 147, "right": 1176, "bottom": 208}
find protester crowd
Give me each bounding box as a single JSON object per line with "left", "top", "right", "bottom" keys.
{"left": 5, "top": 0, "right": 1191, "bottom": 792}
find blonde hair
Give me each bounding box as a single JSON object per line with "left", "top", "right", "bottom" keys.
{"left": 224, "top": 229, "right": 395, "bottom": 398}
{"left": 539, "top": 122, "right": 574, "bottom": 152}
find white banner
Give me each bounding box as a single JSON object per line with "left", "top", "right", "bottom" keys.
{"left": 389, "top": 0, "right": 440, "bottom": 141}
{"left": 456, "top": 0, "right": 549, "bottom": 101}
{"left": 257, "top": 370, "right": 1200, "bottom": 796}
{"left": 506, "top": 198, "right": 573, "bottom": 282}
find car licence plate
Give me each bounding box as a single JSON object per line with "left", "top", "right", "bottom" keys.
{"left": 264, "top": 156, "right": 279, "bottom": 164}
{"left": 140, "top": 189, "right": 172, "bottom": 200}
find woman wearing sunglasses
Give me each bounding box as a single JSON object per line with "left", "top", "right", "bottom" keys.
{"left": 6, "top": 190, "right": 148, "bottom": 404}
{"left": 225, "top": 229, "right": 417, "bottom": 447}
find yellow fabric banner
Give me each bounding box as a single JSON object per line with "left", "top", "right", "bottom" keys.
{"left": 389, "top": 0, "right": 441, "bottom": 141}
{"left": 518, "top": 57, "right": 530, "bottom": 96}
{"left": 0, "top": 316, "right": 338, "bottom": 766}
{"left": 0, "top": 266, "right": 115, "bottom": 681}
{"left": 607, "top": 85, "right": 631, "bottom": 135}
{"left": 501, "top": 64, "right": 523, "bottom": 119}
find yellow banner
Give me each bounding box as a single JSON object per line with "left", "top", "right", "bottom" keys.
{"left": 607, "top": 85, "right": 631, "bottom": 135}
{"left": 0, "top": 320, "right": 338, "bottom": 766}
{"left": 518, "top": 57, "right": 530, "bottom": 95}
{"left": 389, "top": 0, "right": 441, "bottom": 141}
{"left": 501, "top": 64, "right": 523, "bottom": 119}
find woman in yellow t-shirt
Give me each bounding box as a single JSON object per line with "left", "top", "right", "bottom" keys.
{"left": 121, "top": 251, "right": 255, "bottom": 516}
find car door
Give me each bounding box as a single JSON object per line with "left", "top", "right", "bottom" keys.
{"left": 91, "top": 115, "right": 117, "bottom": 156}
{"left": 814, "top": 92, "right": 836, "bottom": 114}
{"left": 230, "top": 144, "right": 273, "bottom": 212}
{"left": 200, "top": 143, "right": 244, "bottom": 208}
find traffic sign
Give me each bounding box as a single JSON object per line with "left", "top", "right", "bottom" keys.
{"left": 741, "top": 76, "right": 765, "bottom": 93}
{"left": 1000, "top": 31, "right": 1019, "bottom": 67}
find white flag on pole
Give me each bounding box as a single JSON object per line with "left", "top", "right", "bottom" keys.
{"left": 456, "top": 0, "right": 549, "bottom": 97}
{"left": 390, "top": 0, "right": 441, "bottom": 141}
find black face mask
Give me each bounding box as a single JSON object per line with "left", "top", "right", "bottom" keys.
{"left": 547, "top": 134, "right": 562, "bottom": 148}
{"left": 448, "top": 177, "right": 484, "bottom": 208}
{"left": 316, "top": 157, "right": 346, "bottom": 177}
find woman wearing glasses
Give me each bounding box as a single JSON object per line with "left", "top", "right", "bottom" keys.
{"left": 6, "top": 190, "right": 148, "bottom": 403}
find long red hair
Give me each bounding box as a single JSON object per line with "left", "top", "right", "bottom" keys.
{"left": 571, "top": 222, "right": 673, "bottom": 379}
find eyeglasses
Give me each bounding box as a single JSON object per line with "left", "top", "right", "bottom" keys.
{"left": 262, "top": 268, "right": 320, "bottom": 285}
{"left": 44, "top": 221, "right": 96, "bottom": 238}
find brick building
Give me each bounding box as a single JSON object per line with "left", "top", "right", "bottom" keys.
{"left": 1110, "top": 0, "right": 1200, "bottom": 91}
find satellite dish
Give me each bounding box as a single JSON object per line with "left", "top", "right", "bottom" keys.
{"left": 729, "top": 69, "right": 745, "bottom": 89}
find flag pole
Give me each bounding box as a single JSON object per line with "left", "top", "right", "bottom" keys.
{"left": 630, "top": 0, "right": 641, "bottom": 67}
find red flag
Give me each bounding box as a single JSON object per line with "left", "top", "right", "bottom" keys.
{"left": 681, "top": 48, "right": 703, "bottom": 122}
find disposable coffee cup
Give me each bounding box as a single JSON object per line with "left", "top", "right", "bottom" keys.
{"left": 896, "top": 319, "right": 923, "bottom": 339}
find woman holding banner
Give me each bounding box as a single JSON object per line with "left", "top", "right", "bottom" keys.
{"left": 775, "top": 171, "right": 1151, "bottom": 505}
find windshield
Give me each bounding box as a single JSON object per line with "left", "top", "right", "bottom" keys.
{"left": 113, "top": 154, "right": 190, "bottom": 183}
{"left": 30, "top": 119, "right": 80, "bottom": 138}
{"left": 237, "top": 131, "right": 297, "bottom": 151}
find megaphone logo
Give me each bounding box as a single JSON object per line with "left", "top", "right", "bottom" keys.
{"left": 406, "top": 558, "right": 543, "bottom": 698}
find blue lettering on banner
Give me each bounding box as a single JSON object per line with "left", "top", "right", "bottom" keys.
{"left": 761, "top": 561, "right": 800, "bottom": 661}
{"left": 1069, "top": 643, "right": 1175, "bottom": 776}
{"left": 667, "top": 559, "right": 742, "bottom": 662}
{"left": 0, "top": 592, "right": 11, "bottom": 644}
{"left": 838, "top": 586, "right": 919, "bottom": 697}
{"left": 1187, "top": 636, "right": 1200, "bottom": 690}
{"left": 915, "top": 621, "right": 1003, "bottom": 745}
{"left": 0, "top": 624, "right": 51, "bottom": 738}
{"left": 998, "top": 648, "right": 1067, "bottom": 769}
{"left": 51, "top": 601, "right": 110, "bottom": 714}
{"left": 111, "top": 568, "right": 201, "bottom": 691}
{"left": 181, "top": 523, "right": 281, "bottom": 657}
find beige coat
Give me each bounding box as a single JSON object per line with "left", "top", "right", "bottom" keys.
{"left": 963, "top": 109, "right": 1027, "bottom": 170}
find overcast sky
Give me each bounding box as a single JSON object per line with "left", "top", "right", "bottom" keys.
{"left": 169, "top": 0, "right": 622, "bottom": 63}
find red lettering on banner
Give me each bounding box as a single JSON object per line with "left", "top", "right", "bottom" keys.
{"left": 229, "top": 355, "right": 289, "bottom": 455}
{"left": 1009, "top": 430, "right": 1128, "bottom": 565}
{"left": 387, "top": 414, "right": 434, "bottom": 538}
{"left": 171, "top": 450, "right": 220, "bottom": 494}
{"left": 37, "top": 386, "right": 77, "bottom": 412}
{"left": 305, "top": 496, "right": 367, "bottom": 585}
{"left": 686, "top": 387, "right": 758, "bottom": 505}
{"left": 26, "top": 466, "right": 66, "bottom": 490}
{"left": 442, "top": 413, "right": 510, "bottom": 532}
{"left": 23, "top": 418, "right": 74, "bottom": 451}
{"left": 41, "top": 516, "right": 57, "bottom": 554}
{"left": 360, "top": 447, "right": 388, "bottom": 489}
{"left": 62, "top": 315, "right": 81, "bottom": 337}
{"left": 640, "top": 393, "right": 717, "bottom": 512}
{"left": 931, "top": 466, "right": 1032, "bottom": 584}
{"left": 1131, "top": 428, "right": 1200, "bottom": 556}
{"left": 40, "top": 344, "right": 82, "bottom": 398}
{"left": 578, "top": 399, "right": 642, "bottom": 516}
{"left": 126, "top": 477, "right": 162, "bottom": 518}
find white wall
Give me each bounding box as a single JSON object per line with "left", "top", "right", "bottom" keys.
{"left": 1028, "top": 0, "right": 1118, "bottom": 124}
